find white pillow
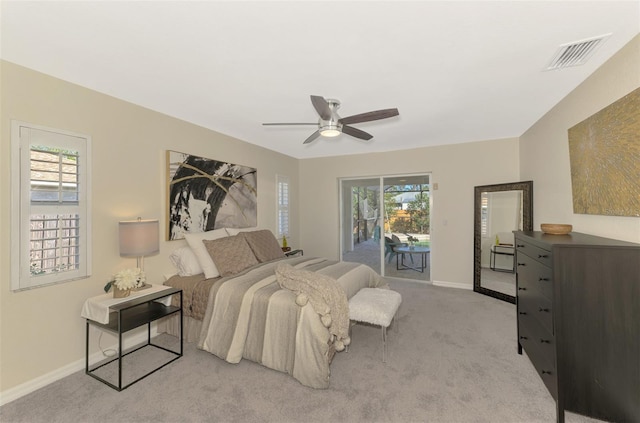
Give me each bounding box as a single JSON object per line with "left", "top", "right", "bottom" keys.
{"left": 169, "top": 246, "right": 203, "bottom": 276}
{"left": 225, "top": 227, "right": 259, "bottom": 236}
{"left": 184, "top": 228, "right": 229, "bottom": 279}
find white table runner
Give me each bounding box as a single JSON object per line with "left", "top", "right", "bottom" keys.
{"left": 81, "top": 284, "right": 174, "bottom": 324}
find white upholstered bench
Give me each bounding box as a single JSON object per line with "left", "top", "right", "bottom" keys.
{"left": 348, "top": 288, "right": 402, "bottom": 362}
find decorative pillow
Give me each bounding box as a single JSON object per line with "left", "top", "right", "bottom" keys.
{"left": 239, "top": 230, "right": 285, "bottom": 262}
{"left": 184, "top": 228, "right": 229, "bottom": 279}
{"left": 169, "top": 246, "right": 203, "bottom": 276}
{"left": 203, "top": 235, "right": 259, "bottom": 277}
{"left": 224, "top": 227, "right": 259, "bottom": 236}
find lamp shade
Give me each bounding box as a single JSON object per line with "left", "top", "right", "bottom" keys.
{"left": 119, "top": 219, "right": 159, "bottom": 257}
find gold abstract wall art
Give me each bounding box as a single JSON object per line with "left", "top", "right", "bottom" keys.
{"left": 568, "top": 87, "right": 640, "bottom": 217}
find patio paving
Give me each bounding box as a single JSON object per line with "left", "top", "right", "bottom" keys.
{"left": 342, "top": 238, "right": 430, "bottom": 282}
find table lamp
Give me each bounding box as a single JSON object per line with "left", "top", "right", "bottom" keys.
{"left": 119, "top": 218, "right": 159, "bottom": 271}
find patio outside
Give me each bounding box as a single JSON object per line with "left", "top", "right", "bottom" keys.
{"left": 343, "top": 180, "right": 431, "bottom": 282}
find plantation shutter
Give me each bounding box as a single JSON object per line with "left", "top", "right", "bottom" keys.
{"left": 12, "top": 122, "right": 91, "bottom": 290}
{"left": 277, "top": 175, "right": 290, "bottom": 238}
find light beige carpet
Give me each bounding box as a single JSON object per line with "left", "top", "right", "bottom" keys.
{"left": 0, "top": 280, "right": 601, "bottom": 423}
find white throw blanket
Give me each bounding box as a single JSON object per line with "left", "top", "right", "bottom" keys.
{"left": 275, "top": 262, "right": 351, "bottom": 351}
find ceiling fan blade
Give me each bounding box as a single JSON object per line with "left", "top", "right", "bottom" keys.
{"left": 310, "top": 95, "right": 332, "bottom": 120}
{"left": 303, "top": 130, "right": 321, "bottom": 144}
{"left": 339, "top": 108, "right": 399, "bottom": 125}
{"left": 262, "top": 122, "right": 317, "bottom": 126}
{"left": 342, "top": 125, "right": 373, "bottom": 140}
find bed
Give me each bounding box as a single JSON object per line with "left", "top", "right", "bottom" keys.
{"left": 162, "top": 228, "right": 386, "bottom": 388}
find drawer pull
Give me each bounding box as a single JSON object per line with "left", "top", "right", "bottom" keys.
{"left": 519, "top": 311, "right": 527, "bottom": 315}
{"left": 541, "top": 370, "right": 552, "bottom": 375}
{"left": 538, "top": 254, "right": 549, "bottom": 259}
{"left": 518, "top": 287, "right": 527, "bottom": 291}
{"left": 538, "top": 277, "right": 550, "bottom": 281}
{"left": 540, "top": 339, "right": 551, "bottom": 344}
{"left": 517, "top": 263, "right": 526, "bottom": 267}
{"left": 538, "top": 307, "right": 550, "bottom": 313}
{"left": 519, "top": 336, "right": 528, "bottom": 340}
{"left": 516, "top": 244, "right": 525, "bottom": 248}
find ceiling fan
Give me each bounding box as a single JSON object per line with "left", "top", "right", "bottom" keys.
{"left": 262, "top": 95, "right": 399, "bottom": 144}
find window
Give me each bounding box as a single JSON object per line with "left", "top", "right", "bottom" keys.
{"left": 481, "top": 192, "right": 490, "bottom": 237}
{"left": 276, "top": 175, "right": 290, "bottom": 238}
{"left": 11, "top": 121, "right": 91, "bottom": 290}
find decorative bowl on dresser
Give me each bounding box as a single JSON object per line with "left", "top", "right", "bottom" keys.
{"left": 539, "top": 223, "right": 573, "bottom": 235}
{"left": 514, "top": 231, "right": 639, "bottom": 423}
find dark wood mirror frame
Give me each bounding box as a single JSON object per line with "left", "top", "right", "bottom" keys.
{"left": 473, "top": 181, "right": 533, "bottom": 303}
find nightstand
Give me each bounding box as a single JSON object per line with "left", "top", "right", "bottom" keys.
{"left": 285, "top": 249, "right": 303, "bottom": 257}
{"left": 83, "top": 286, "right": 183, "bottom": 391}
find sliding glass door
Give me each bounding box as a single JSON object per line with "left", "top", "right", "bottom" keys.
{"left": 340, "top": 178, "right": 382, "bottom": 274}
{"left": 340, "top": 173, "right": 431, "bottom": 282}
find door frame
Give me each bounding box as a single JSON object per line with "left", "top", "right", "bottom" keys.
{"left": 339, "top": 172, "right": 432, "bottom": 281}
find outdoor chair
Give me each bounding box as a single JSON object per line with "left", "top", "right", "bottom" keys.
{"left": 384, "top": 235, "right": 414, "bottom": 264}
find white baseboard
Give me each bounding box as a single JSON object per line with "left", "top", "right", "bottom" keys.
{"left": 0, "top": 356, "right": 84, "bottom": 407}
{"left": 432, "top": 280, "right": 473, "bottom": 290}
{"left": 384, "top": 276, "right": 431, "bottom": 284}
{"left": 0, "top": 330, "right": 157, "bottom": 406}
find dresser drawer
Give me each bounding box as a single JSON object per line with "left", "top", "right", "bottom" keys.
{"left": 515, "top": 239, "right": 552, "bottom": 267}
{"left": 516, "top": 253, "right": 553, "bottom": 300}
{"left": 518, "top": 318, "right": 557, "bottom": 399}
{"left": 518, "top": 312, "right": 555, "bottom": 360}
{"left": 518, "top": 288, "right": 553, "bottom": 335}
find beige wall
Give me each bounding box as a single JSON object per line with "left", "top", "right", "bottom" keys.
{"left": 520, "top": 34, "right": 640, "bottom": 243}
{"left": 0, "top": 61, "right": 299, "bottom": 393}
{"left": 298, "top": 138, "right": 520, "bottom": 286}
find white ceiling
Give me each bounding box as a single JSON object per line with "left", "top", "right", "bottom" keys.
{"left": 2, "top": 1, "right": 639, "bottom": 159}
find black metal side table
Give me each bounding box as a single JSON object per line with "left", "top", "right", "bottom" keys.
{"left": 84, "top": 287, "right": 183, "bottom": 391}
{"left": 490, "top": 244, "right": 515, "bottom": 273}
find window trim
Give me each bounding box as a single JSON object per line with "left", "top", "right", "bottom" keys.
{"left": 11, "top": 121, "right": 92, "bottom": 291}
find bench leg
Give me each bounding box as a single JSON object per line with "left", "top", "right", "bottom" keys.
{"left": 382, "top": 325, "right": 387, "bottom": 363}
{"left": 382, "top": 308, "right": 400, "bottom": 363}
{"left": 346, "top": 321, "right": 354, "bottom": 353}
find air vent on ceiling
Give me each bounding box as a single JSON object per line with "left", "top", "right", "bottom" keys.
{"left": 544, "top": 33, "right": 611, "bottom": 71}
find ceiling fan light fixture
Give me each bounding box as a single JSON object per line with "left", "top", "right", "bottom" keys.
{"left": 263, "top": 95, "right": 399, "bottom": 144}
{"left": 320, "top": 127, "right": 341, "bottom": 137}
{"left": 319, "top": 118, "right": 342, "bottom": 137}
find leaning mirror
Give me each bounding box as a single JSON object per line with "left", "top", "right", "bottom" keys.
{"left": 473, "top": 181, "right": 533, "bottom": 303}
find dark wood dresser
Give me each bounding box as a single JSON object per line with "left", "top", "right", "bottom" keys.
{"left": 514, "top": 231, "right": 639, "bottom": 423}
